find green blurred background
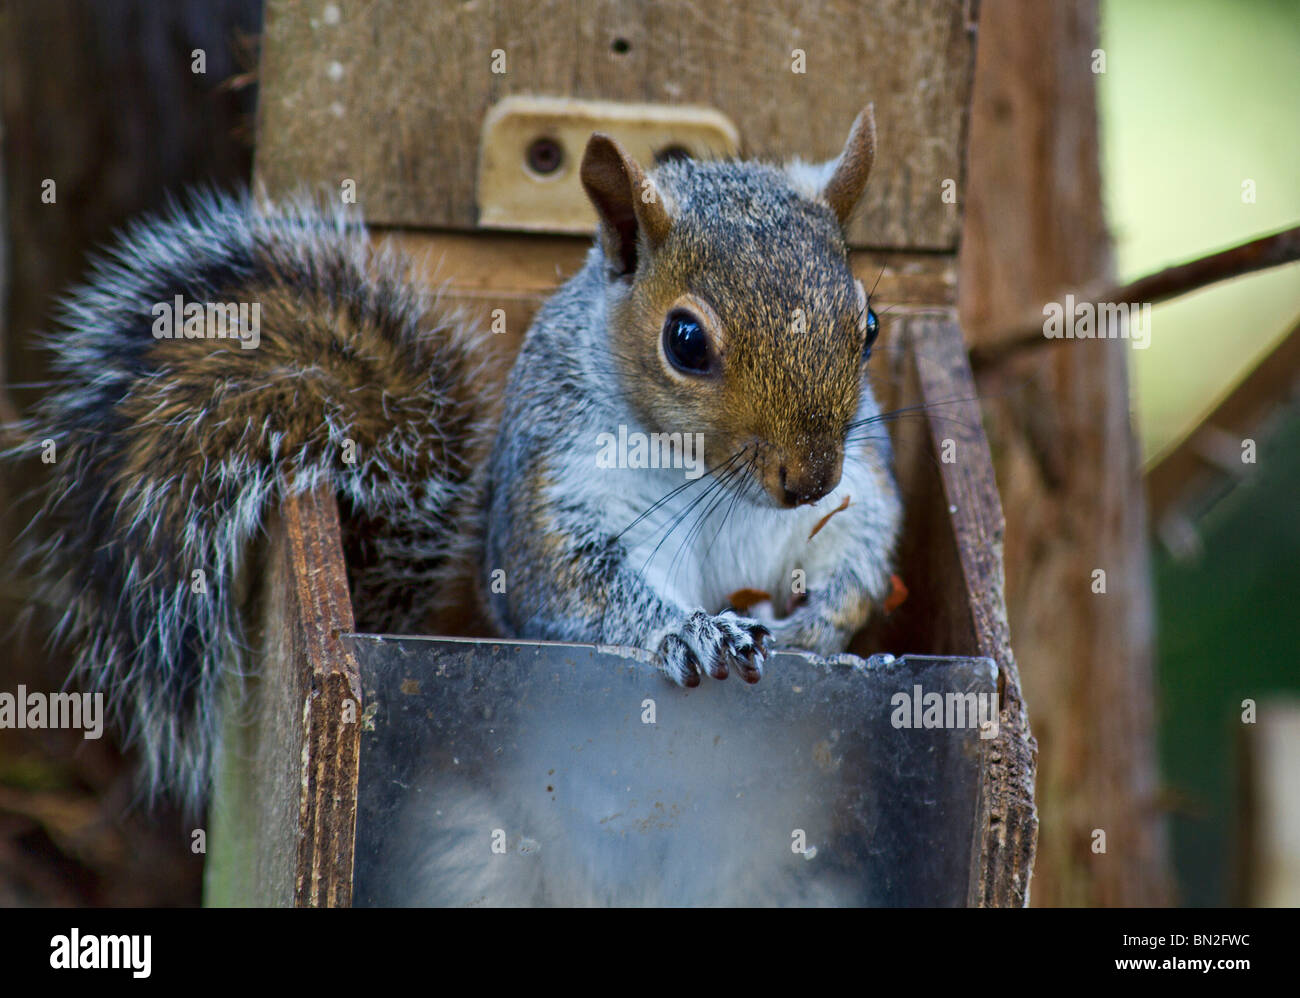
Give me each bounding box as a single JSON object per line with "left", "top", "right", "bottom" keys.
{"left": 1100, "top": 0, "right": 1300, "bottom": 905}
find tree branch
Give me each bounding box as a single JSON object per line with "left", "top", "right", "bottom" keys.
{"left": 970, "top": 224, "right": 1300, "bottom": 369}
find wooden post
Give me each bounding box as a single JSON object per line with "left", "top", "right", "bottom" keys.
{"left": 205, "top": 486, "right": 361, "bottom": 907}
{"left": 958, "top": 0, "right": 1171, "bottom": 905}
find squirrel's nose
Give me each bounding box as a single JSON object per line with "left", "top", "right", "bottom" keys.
{"left": 778, "top": 462, "right": 838, "bottom": 508}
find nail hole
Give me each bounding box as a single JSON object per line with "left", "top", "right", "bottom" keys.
{"left": 611, "top": 37, "right": 631, "bottom": 54}
{"left": 525, "top": 136, "right": 564, "bottom": 176}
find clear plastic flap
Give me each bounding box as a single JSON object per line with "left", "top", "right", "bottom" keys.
{"left": 347, "top": 635, "right": 997, "bottom": 907}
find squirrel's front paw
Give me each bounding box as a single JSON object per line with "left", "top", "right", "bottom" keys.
{"left": 764, "top": 606, "right": 844, "bottom": 657}
{"left": 657, "top": 610, "right": 771, "bottom": 688}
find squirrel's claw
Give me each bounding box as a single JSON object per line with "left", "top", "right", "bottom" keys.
{"left": 657, "top": 610, "right": 770, "bottom": 687}
{"left": 659, "top": 634, "right": 703, "bottom": 687}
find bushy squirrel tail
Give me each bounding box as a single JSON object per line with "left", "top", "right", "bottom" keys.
{"left": 10, "top": 191, "right": 492, "bottom": 808}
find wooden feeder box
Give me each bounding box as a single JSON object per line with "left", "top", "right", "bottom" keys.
{"left": 203, "top": 0, "right": 1036, "bottom": 907}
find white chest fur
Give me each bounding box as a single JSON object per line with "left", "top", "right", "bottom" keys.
{"left": 556, "top": 437, "right": 879, "bottom": 616}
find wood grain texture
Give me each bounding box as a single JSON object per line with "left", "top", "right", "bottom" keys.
{"left": 862, "top": 313, "right": 1038, "bottom": 906}
{"left": 205, "top": 486, "right": 361, "bottom": 907}
{"left": 380, "top": 228, "right": 959, "bottom": 365}
{"left": 380, "top": 230, "right": 961, "bottom": 303}
{"left": 256, "top": 0, "right": 976, "bottom": 250}
{"left": 958, "top": 0, "right": 1170, "bottom": 906}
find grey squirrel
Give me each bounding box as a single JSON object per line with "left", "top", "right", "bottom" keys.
{"left": 12, "top": 105, "right": 901, "bottom": 807}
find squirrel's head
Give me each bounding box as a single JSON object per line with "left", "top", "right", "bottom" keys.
{"left": 581, "top": 106, "right": 880, "bottom": 509}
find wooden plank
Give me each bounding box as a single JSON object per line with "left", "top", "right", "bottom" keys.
{"left": 909, "top": 320, "right": 1036, "bottom": 908}
{"left": 382, "top": 229, "right": 958, "bottom": 305}
{"left": 859, "top": 313, "right": 1037, "bottom": 906}
{"left": 256, "top": 0, "right": 977, "bottom": 250}
{"left": 379, "top": 229, "right": 958, "bottom": 366}
{"left": 205, "top": 486, "right": 362, "bottom": 907}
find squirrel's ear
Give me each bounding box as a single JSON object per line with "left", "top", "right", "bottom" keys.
{"left": 821, "top": 103, "right": 876, "bottom": 226}
{"left": 581, "top": 133, "right": 673, "bottom": 278}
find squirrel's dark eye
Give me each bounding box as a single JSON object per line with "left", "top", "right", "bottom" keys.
{"left": 863, "top": 306, "right": 880, "bottom": 356}
{"left": 663, "top": 310, "right": 711, "bottom": 374}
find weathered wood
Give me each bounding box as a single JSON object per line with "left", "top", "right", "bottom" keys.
{"left": 205, "top": 486, "right": 361, "bottom": 907}
{"left": 958, "top": 0, "right": 1169, "bottom": 906}
{"left": 861, "top": 314, "right": 1037, "bottom": 906}
{"left": 255, "top": 0, "right": 977, "bottom": 250}
{"left": 383, "top": 230, "right": 959, "bottom": 306}
{"left": 380, "top": 228, "right": 958, "bottom": 365}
